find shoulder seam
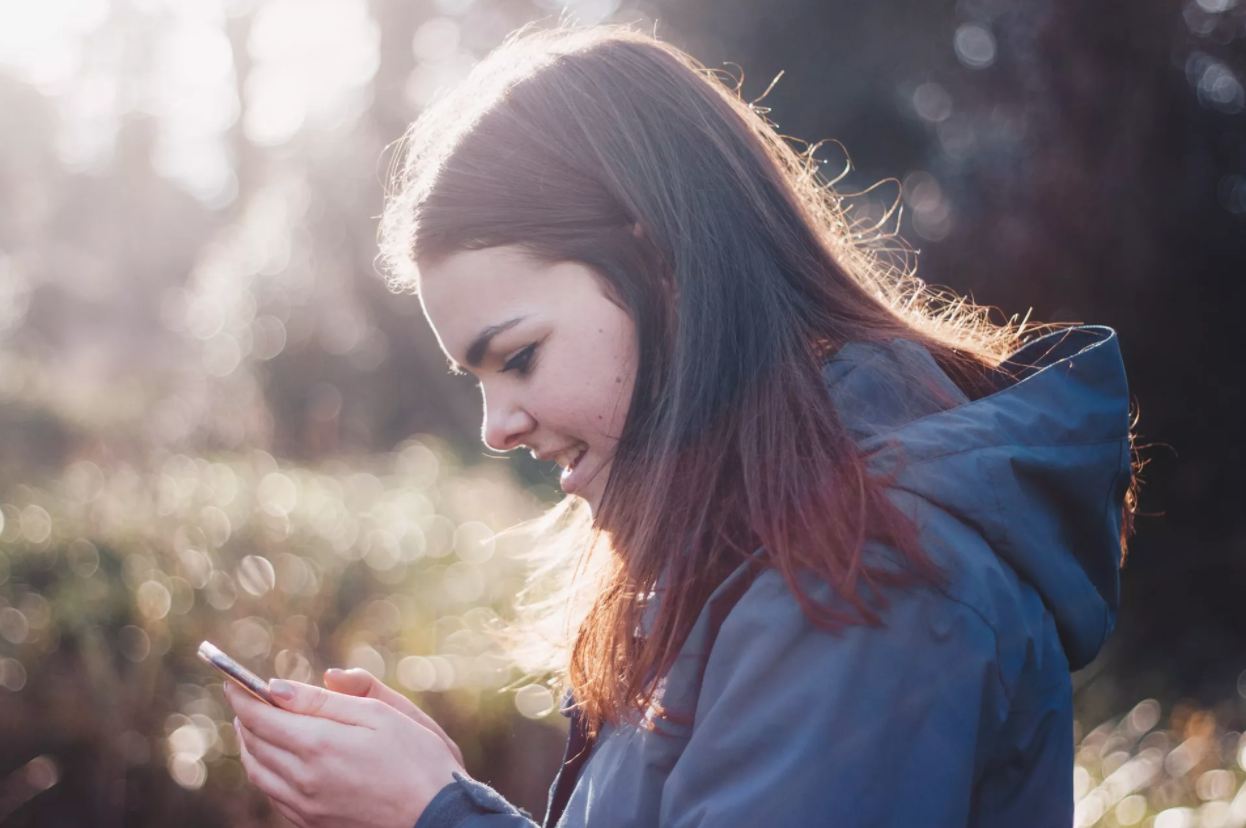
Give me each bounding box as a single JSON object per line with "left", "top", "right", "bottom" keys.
{"left": 724, "top": 563, "right": 1013, "bottom": 708}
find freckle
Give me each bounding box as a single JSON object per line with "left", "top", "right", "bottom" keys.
{"left": 615, "top": 376, "right": 622, "bottom": 383}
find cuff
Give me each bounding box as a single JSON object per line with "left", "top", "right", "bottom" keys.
{"left": 414, "top": 772, "right": 528, "bottom": 828}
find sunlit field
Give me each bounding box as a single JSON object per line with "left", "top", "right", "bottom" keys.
{"left": 6, "top": 451, "right": 1246, "bottom": 827}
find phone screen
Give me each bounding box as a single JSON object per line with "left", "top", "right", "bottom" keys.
{"left": 198, "top": 641, "right": 276, "bottom": 705}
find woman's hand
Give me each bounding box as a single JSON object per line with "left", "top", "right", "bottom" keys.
{"left": 322, "top": 667, "right": 464, "bottom": 767}
{"left": 227, "top": 678, "right": 465, "bottom": 828}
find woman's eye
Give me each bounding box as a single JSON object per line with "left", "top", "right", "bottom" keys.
{"left": 501, "top": 344, "right": 537, "bottom": 375}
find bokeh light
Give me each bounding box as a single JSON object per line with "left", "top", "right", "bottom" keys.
{"left": 953, "top": 23, "right": 995, "bottom": 69}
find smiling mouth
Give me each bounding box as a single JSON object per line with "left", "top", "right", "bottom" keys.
{"left": 561, "top": 448, "right": 587, "bottom": 474}
{"left": 560, "top": 448, "right": 589, "bottom": 492}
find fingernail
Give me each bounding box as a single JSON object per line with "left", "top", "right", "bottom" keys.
{"left": 269, "top": 679, "right": 293, "bottom": 700}
{"left": 233, "top": 718, "right": 241, "bottom": 737}
{"left": 325, "top": 668, "right": 344, "bottom": 678}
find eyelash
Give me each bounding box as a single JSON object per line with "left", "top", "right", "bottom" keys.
{"left": 501, "top": 344, "right": 538, "bottom": 376}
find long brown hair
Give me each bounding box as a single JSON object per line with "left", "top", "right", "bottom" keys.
{"left": 380, "top": 23, "right": 1139, "bottom": 738}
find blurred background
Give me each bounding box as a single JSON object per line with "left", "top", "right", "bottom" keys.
{"left": 0, "top": 0, "right": 1242, "bottom": 825}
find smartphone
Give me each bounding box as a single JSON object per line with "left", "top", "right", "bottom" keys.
{"left": 198, "top": 640, "right": 276, "bottom": 706}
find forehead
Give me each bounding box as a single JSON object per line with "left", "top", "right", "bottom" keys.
{"left": 421, "top": 244, "right": 538, "bottom": 311}
{"left": 419, "top": 245, "right": 543, "bottom": 309}
{"left": 417, "top": 245, "right": 569, "bottom": 355}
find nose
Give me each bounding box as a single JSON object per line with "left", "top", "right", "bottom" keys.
{"left": 481, "top": 386, "right": 536, "bottom": 453}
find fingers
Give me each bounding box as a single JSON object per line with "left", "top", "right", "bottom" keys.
{"left": 235, "top": 719, "right": 305, "bottom": 819}
{"left": 325, "top": 669, "right": 420, "bottom": 717}
{"left": 273, "top": 800, "right": 310, "bottom": 828}
{"left": 324, "top": 669, "right": 465, "bottom": 767}
{"left": 268, "top": 678, "right": 382, "bottom": 727}
{"left": 226, "top": 677, "right": 361, "bottom": 762}
{"left": 235, "top": 716, "right": 305, "bottom": 784}
{"left": 226, "top": 681, "right": 343, "bottom": 755}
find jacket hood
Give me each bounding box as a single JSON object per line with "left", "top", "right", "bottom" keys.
{"left": 822, "top": 325, "right": 1132, "bottom": 670}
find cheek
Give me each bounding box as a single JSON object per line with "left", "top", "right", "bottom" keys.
{"left": 543, "top": 302, "right": 636, "bottom": 440}
{"left": 587, "top": 350, "right": 635, "bottom": 438}
{"left": 543, "top": 348, "right": 633, "bottom": 438}
{"left": 602, "top": 367, "right": 634, "bottom": 432}
{"left": 536, "top": 373, "right": 617, "bottom": 435}
{"left": 594, "top": 320, "right": 637, "bottom": 434}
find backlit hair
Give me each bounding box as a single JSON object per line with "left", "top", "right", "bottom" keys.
{"left": 380, "top": 23, "right": 1139, "bottom": 738}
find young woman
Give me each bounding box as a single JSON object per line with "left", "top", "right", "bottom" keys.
{"left": 227, "top": 23, "right": 1139, "bottom": 828}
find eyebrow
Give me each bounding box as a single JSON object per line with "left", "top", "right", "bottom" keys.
{"left": 460, "top": 316, "right": 528, "bottom": 370}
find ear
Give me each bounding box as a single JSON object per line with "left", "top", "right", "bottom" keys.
{"left": 666, "top": 277, "right": 681, "bottom": 304}
{"left": 630, "top": 220, "right": 679, "bottom": 303}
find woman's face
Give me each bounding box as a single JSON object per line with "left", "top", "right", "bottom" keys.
{"left": 418, "top": 245, "right": 638, "bottom": 514}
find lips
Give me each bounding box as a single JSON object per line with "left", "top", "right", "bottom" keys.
{"left": 559, "top": 448, "right": 589, "bottom": 494}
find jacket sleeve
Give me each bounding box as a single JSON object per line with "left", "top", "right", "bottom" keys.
{"left": 413, "top": 772, "right": 539, "bottom": 828}
{"left": 658, "top": 566, "right": 1009, "bottom": 828}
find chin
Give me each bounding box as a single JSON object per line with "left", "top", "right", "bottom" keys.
{"left": 571, "top": 466, "right": 610, "bottom": 519}
{"left": 564, "top": 481, "right": 595, "bottom": 513}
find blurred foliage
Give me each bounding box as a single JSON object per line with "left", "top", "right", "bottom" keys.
{"left": 0, "top": 440, "right": 569, "bottom": 824}
{"left": 0, "top": 0, "right": 582, "bottom": 818}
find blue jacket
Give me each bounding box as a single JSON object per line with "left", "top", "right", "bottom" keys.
{"left": 415, "top": 325, "right": 1133, "bottom": 828}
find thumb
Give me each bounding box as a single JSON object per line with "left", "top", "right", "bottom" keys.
{"left": 268, "top": 678, "right": 378, "bottom": 726}
{"left": 323, "top": 667, "right": 376, "bottom": 698}
{"left": 325, "top": 668, "right": 417, "bottom": 715}
{"left": 325, "top": 668, "right": 465, "bottom": 768}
